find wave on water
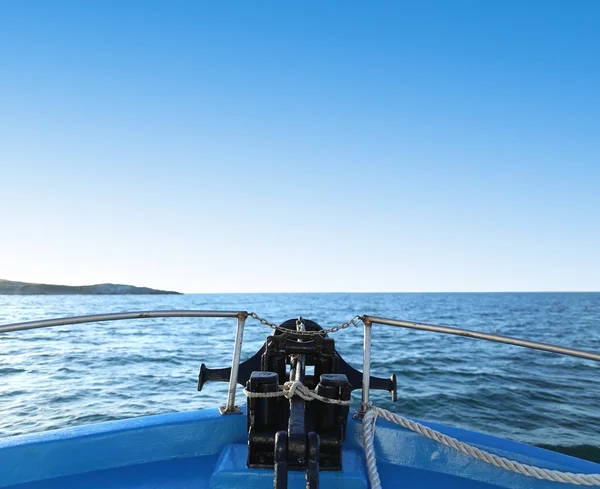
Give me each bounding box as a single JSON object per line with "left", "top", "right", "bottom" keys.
{"left": 537, "top": 445, "right": 600, "bottom": 464}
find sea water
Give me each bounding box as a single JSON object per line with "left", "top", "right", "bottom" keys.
{"left": 0, "top": 292, "right": 598, "bottom": 461}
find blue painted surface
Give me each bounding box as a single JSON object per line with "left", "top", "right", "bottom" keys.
{"left": 0, "top": 409, "right": 246, "bottom": 488}
{"left": 7, "top": 457, "right": 219, "bottom": 489}
{"left": 344, "top": 417, "right": 600, "bottom": 489}
{"left": 209, "top": 444, "right": 367, "bottom": 489}
{"left": 1, "top": 407, "right": 599, "bottom": 489}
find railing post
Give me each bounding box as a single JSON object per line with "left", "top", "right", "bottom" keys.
{"left": 219, "top": 313, "right": 247, "bottom": 414}
{"left": 361, "top": 319, "right": 372, "bottom": 414}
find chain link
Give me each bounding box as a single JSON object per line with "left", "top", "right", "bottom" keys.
{"left": 296, "top": 317, "right": 305, "bottom": 331}
{"left": 248, "top": 312, "right": 363, "bottom": 336}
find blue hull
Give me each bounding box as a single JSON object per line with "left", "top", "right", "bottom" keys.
{"left": 1, "top": 407, "right": 598, "bottom": 489}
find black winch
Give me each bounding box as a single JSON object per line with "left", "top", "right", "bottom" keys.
{"left": 198, "top": 317, "right": 397, "bottom": 489}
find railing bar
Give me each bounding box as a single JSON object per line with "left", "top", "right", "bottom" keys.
{"left": 221, "top": 315, "right": 246, "bottom": 414}
{"left": 363, "top": 315, "right": 600, "bottom": 363}
{"left": 361, "top": 319, "right": 373, "bottom": 413}
{"left": 0, "top": 310, "right": 248, "bottom": 334}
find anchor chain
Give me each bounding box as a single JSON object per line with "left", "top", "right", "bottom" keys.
{"left": 248, "top": 312, "right": 362, "bottom": 336}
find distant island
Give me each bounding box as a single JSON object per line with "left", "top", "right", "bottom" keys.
{"left": 0, "top": 279, "right": 181, "bottom": 295}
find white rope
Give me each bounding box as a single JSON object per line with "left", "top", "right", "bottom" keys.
{"left": 362, "top": 405, "right": 600, "bottom": 487}
{"left": 243, "top": 380, "right": 352, "bottom": 406}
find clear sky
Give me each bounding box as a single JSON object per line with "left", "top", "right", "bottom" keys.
{"left": 0, "top": 1, "right": 598, "bottom": 293}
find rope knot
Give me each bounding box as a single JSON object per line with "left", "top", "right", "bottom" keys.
{"left": 283, "top": 380, "right": 299, "bottom": 399}
{"left": 282, "top": 380, "right": 313, "bottom": 401}
{"left": 244, "top": 380, "right": 351, "bottom": 406}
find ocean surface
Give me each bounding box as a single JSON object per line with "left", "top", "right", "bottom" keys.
{"left": 0, "top": 293, "right": 599, "bottom": 462}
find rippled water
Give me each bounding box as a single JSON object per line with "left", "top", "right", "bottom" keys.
{"left": 1, "top": 293, "right": 599, "bottom": 461}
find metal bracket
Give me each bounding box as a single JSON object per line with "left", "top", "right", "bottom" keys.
{"left": 218, "top": 405, "right": 242, "bottom": 414}
{"left": 198, "top": 317, "right": 398, "bottom": 489}
{"left": 198, "top": 320, "right": 397, "bottom": 401}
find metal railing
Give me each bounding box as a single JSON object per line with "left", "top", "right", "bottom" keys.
{"left": 2, "top": 310, "right": 599, "bottom": 417}
{"left": 0, "top": 310, "right": 248, "bottom": 414}
{"left": 359, "top": 315, "right": 600, "bottom": 412}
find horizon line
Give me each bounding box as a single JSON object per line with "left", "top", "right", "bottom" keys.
{"left": 180, "top": 290, "right": 600, "bottom": 294}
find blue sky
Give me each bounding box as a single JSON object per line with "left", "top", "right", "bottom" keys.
{"left": 0, "top": 1, "right": 598, "bottom": 293}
